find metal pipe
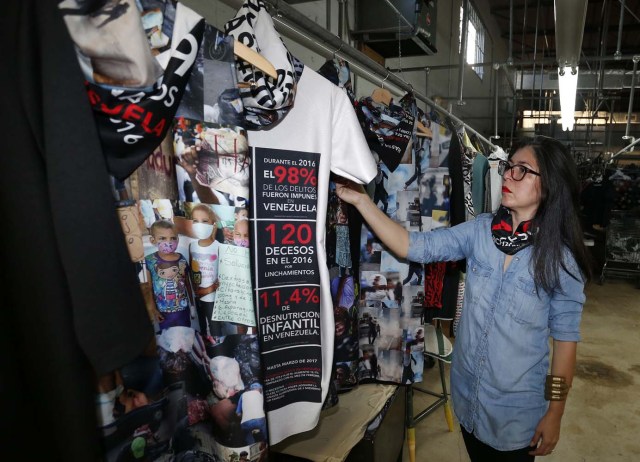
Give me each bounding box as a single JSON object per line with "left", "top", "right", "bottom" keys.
{"left": 520, "top": 0, "right": 528, "bottom": 62}
{"left": 615, "top": 0, "right": 625, "bottom": 59}
{"left": 624, "top": 56, "right": 639, "bottom": 139}
{"left": 326, "top": 0, "right": 331, "bottom": 32}
{"left": 457, "top": 0, "right": 470, "bottom": 106}
{"left": 502, "top": 66, "right": 517, "bottom": 95}
{"left": 620, "top": 0, "right": 640, "bottom": 24}
{"left": 217, "top": 0, "right": 497, "bottom": 147}
{"left": 388, "top": 54, "right": 640, "bottom": 72}
{"left": 337, "top": 0, "right": 345, "bottom": 40}
{"left": 607, "top": 99, "right": 615, "bottom": 147}
{"left": 382, "top": 0, "right": 413, "bottom": 30}
{"left": 425, "top": 68, "right": 430, "bottom": 98}
{"left": 494, "top": 64, "right": 500, "bottom": 139}
{"left": 381, "top": 0, "right": 431, "bottom": 41}
{"left": 611, "top": 136, "right": 640, "bottom": 160}
{"left": 508, "top": 0, "right": 514, "bottom": 65}
{"left": 539, "top": 30, "right": 546, "bottom": 112}
{"left": 596, "top": 1, "right": 612, "bottom": 112}
{"left": 531, "top": 0, "right": 540, "bottom": 114}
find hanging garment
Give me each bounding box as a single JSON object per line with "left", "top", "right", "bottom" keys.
{"left": 447, "top": 120, "right": 466, "bottom": 227}
{"left": 354, "top": 104, "right": 460, "bottom": 387}
{"left": 226, "top": 0, "right": 377, "bottom": 445}
{"left": 317, "top": 57, "right": 357, "bottom": 104}
{"left": 63, "top": 2, "right": 270, "bottom": 459}
{"left": 472, "top": 151, "right": 490, "bottom": 215}
{"left": 224, "top": 0, "right": 304, "bottom": 129}
{"left": 0, "top": 0, "right": 152, "bottom": 459}
{"left": 61, "top": 0, "right": 203, "bottom": 181}
{"left": 458, "top": 129, "right": 478, "bottom": 220}
{"left": 245, "top": 68, "right": 376, "bottom": 443}
{"left": 420, "top": 260, "right": 461, "bottom": 324}
{"left": 357, "top": 96, "right": 415, "bottom": 172}
{"left": 59, "top": 0, "right": 162, "bottom": 87}
{"left": 400, "top": 93, "right": 430, "bottom": 192}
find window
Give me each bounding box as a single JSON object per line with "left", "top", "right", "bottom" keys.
{"left": 459, "top": 3, "right": 485, "bottom": 79}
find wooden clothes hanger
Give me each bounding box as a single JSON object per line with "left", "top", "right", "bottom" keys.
{"left": 370, "top": 74, "right": 432, "bottom": 137}
{"left": 371, "top": 73, "right": 393, "bottom": 106}
{"left": 371, "top": 87, "right": 393, "bottom": 106}
{"left": 416, "top": 121, "right": 432, "bottom": 138}
{"left": 233, "top": 41, "right": 278, "bottom": 82}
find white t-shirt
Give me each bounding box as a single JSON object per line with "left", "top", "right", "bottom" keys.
{"left": 248, "top": 67, "right": 377, "bottom": 444}
{"left": 189, "top": 240, "right": 220, "bottom": 303}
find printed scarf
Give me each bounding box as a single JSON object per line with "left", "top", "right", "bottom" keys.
{"left": 318, "top": 57, "right": 356, "bottom": 104}
{"left": 224, "top": 0, "right": 304, "bottom": 129}
{"left": 356, "top": 97, "right": 414, "bottom": 172}
{"left": 61, "top": 1, "right": 204, "bottom": 180}
{"left": 491, "top": 206, "right": 535, "bottom": 255}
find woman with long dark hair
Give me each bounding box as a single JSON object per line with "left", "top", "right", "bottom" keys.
{"left": 336, "top": 136, "right": 590, "bottom": 461}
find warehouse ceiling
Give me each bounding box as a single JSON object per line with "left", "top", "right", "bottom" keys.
{"left": 489, "top": 0, "right": 640, "bottom": 114}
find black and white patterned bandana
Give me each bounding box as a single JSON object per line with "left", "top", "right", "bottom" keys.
{"left": 224, "top": 0, "right": 304, "bottom": 129}
{"left": 491, "top": 205, "right": 536, "bottom": 255}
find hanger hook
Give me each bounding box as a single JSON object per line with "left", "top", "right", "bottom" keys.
{"left": 381, "top": 72, "right": 390, "bottom": 89}
{"left": 333, "top": 42, "right": 344, "bottom": 60}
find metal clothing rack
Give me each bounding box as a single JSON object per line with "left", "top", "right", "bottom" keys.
{"left": 219, "top": 0, "right": 498, "bottom": 152}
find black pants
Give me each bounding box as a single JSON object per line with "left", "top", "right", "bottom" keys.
{"left": 461, "top": 426, "right": 535, "bottom": 462}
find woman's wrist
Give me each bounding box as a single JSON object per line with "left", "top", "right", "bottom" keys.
{"left": 547, "top": 401, "right": 566, "bottom": 417}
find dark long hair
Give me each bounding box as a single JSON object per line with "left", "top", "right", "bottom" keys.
{"left": 512, "top": 136, "right": 591, "bottom": 292}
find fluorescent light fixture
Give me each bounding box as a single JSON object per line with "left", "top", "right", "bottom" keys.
{"left": 558, "top": 66, "right": 578, "bottom": 131}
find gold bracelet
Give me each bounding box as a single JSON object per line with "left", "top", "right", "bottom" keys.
{"left": 545, "top": 375, "right": 569, "bottom": 401}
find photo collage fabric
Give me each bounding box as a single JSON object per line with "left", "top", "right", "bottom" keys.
{"left": 62, "top": 2, "right": 267, "bottom": 461}
{"left": 356, "top": 96, "right": 456, "bottom": 385}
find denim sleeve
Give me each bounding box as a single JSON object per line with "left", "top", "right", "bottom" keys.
{"left": 406, "top": 218, "right": 478, "bottom": 264}
{"left": 549, "top": 266, "right": 586, "bottom": 342}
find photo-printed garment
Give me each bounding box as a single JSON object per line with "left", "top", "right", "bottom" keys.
{"left": 64, "top": 3, "right": 269, "bottom": 461}
{"left": 231, "top": 10, "right": 377, "bottom": 439}
{"left": 355, "top": 108, "right": 459, "bottom": 386}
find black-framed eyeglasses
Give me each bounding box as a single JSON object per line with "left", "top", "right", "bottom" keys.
{"left": 498, "top": 160, "right": 541, "bottom": 181}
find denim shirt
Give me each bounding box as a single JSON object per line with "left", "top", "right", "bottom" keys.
{"left": 407, "top": 214, "right": 585, "bottom": 450}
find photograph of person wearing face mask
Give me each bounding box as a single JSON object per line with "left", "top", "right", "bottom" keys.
{"left": 233, "top": 217, "right": 250, "bottom": 248}
{"left": 145, "top": 220, "right": 195, "bottom": 333}
{"left": 188, "top": 204, "right": 221, "bottom": 343}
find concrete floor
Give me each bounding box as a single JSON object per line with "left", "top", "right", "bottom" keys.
{"left": 404, "top": 279, "right": 640, "bottom": 462}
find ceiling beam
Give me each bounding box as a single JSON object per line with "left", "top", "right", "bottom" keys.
{"left": 500, "top": 22, "right": 640, "bottom": 39}
{"left": 490, "top": 0, "right": 604, "bottom": 13}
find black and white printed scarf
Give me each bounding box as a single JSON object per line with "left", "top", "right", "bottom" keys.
{"left": 356, "top": 97, "right": 414, "bottom": 172}
{"left": 491, "top": 205, "right": 536, "bottom": 255}
{"left": 224, "top": 0, "right": 304, "bottom": 129}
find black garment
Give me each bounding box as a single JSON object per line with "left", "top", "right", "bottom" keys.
{"left": 0, "top": 1, "right": 151, "bottom": 459}
{"left": 447, "top": 122, "right": 467, "bottom": 227}
{"left": 461, "top": 426, "right": 535, "bottom": 462}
